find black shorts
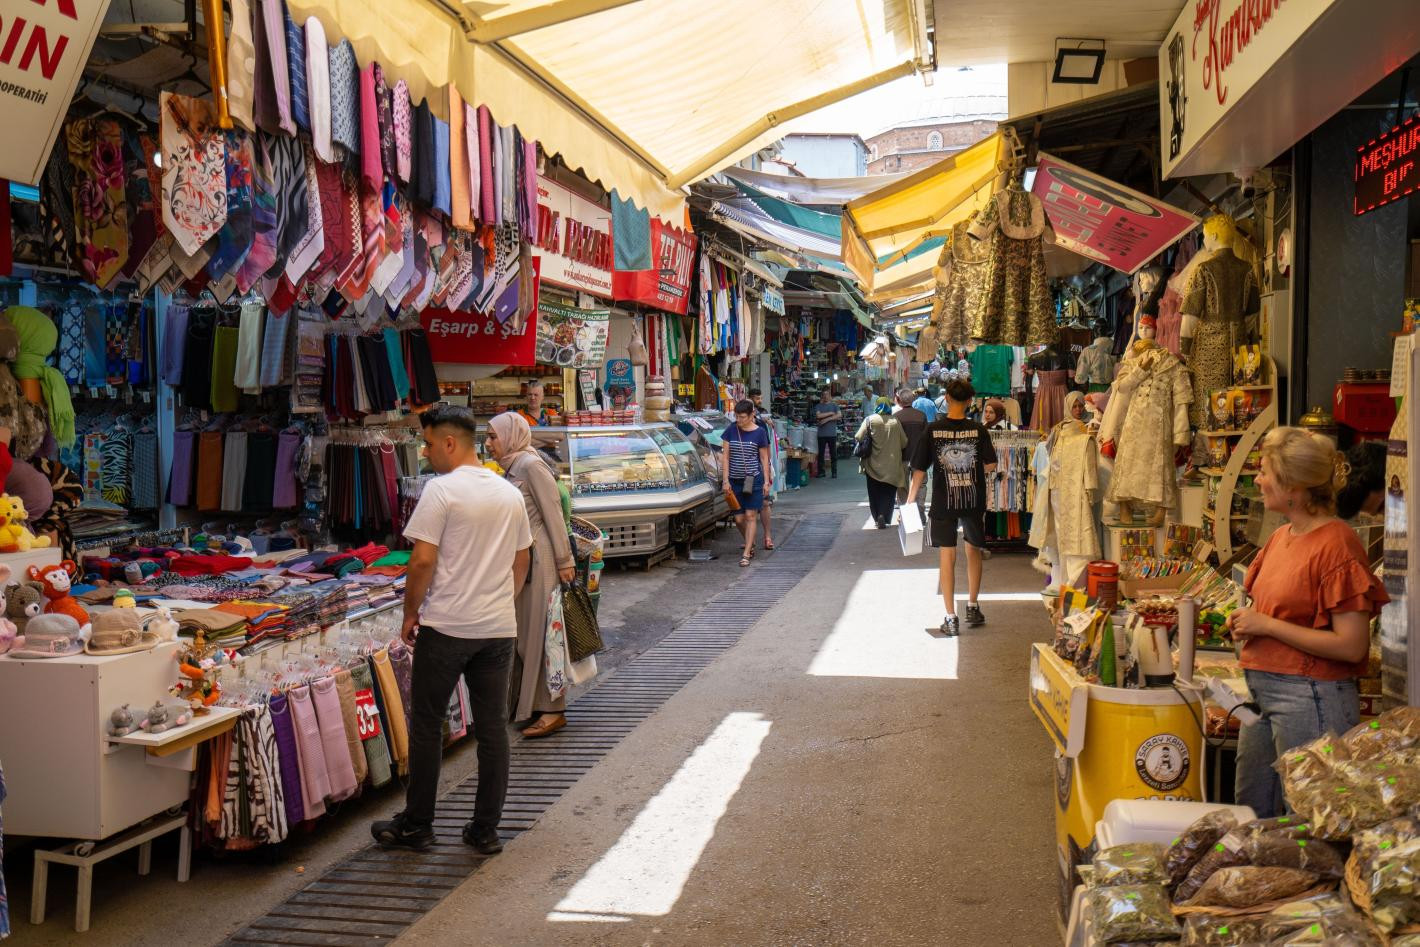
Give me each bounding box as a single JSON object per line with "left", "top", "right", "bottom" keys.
{"left": 930, "top": 512, "right": 986, "bottom": 549}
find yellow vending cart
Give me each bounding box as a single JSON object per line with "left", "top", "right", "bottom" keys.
{"left": 1029, "top": 643, "right": 1204, "bottom": 921}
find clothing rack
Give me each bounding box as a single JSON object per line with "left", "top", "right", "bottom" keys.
{"left": 984, "top": 429, "right": 1041, "bottom": 546}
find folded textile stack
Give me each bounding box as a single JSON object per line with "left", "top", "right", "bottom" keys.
{"left": 214, "top": 600, "right": 290, "bottom": 646}
{"left": 174, "top": 607, "right": 249, "bottom": 646}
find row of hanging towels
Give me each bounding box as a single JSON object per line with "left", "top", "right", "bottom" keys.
{"left": 168, "top": 420, "right": 305, "bottom": 512}
{"left": 194, "top": 636, "right": 474, "bottom": 849}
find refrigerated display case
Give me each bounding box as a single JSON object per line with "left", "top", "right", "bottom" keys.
{"left": 520, "top": 423, "right": 725, "bottom": 559}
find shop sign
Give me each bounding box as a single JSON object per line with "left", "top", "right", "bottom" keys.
{"left": 761, "top": 285, "right": 785, "bottom": 315}
{"left": 1159, "top": 0, "right": 1361, "bottom": 179}
{"left": 535, "top": 175, "right": 613, "bottom": 297}
{"left": 0, "top": 0, "right": 112, "bottom": 186}
{"left": 1029, "top": 643, "right": 1088, "bottom": 758}
{"left": 420, "top": 307, "right": 537, "bottom": 364}
{"left": 1034, "top": 153, "right": 1199, "bottom": 275}
{"left": 604, "top": 357, "right": 635, "bottom": 390}
{"left": 535, "top": 302, "right": 610, "bottom": 369}
{"left": 1354, "top": 111, "right": 1420, "bottom": 216}
{"left": 612, "top": 218, "right": 697, "bottom": 316}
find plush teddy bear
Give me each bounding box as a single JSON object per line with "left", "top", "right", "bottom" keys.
{"left": 28, "top": 560, "right": 89, "bottom": 634}
{"left": 5, "top": 579, "right": 45, "bottom": 634}
{"left": 0, "top": 563, "right": 15, "bottom": 655}
{"left": 0, "top": 493, "right": 50, "bottom": 552}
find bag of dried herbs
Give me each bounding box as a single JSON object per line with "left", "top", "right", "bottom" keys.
{"left": 1341, "top": 715, "right": 1420, "bottom": 761}
{"left": 1090, "top": 884, "right": 1182, "bottom": 944}
{"left": 1369, "top": 836, "right": 1420, "bottom": 934}
{"left": 1175, "top": 826, "right": 1254, "bottom": 903}
{"left": 1093, "top": 843, "right": 1170, "bottom": 887}
{"left": 1167, "top": 810, "right": 1240, "bottom": 888}
{"left": 1306, "top": 778, "right": 1392, "bottom": 840}
{"left": 1353, "top": 815, "right": 1420, "bottom": 875}
{"left": 1180, "top": 915, "right": 1269, "bottom": 945}
{"left": 1183, "top": 866, "right": 1320, "bottom": 909}
{"left": 1241, "top": 833, "right": 1345, "bottom": 880}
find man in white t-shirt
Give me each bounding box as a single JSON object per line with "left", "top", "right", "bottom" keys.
{"left": 372, "top": 405, "right": 531, "bottom": 855}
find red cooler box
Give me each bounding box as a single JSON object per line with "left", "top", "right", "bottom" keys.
{"left": 1333, "top": 382, "right": 1397, "bottom": 438}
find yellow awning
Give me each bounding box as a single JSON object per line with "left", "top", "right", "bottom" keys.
{"left": 286, "top": 0, "right": 927, "bottom": 220}
{"left": 841, "top": 132, "right": 1005, "bottom": 294}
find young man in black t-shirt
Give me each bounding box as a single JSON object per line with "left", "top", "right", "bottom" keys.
{"left": 906, "top": 378, "right": 997, "bottom": 637}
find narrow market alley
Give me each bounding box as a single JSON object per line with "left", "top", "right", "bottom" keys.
{"left": 224, "top": 476, "right": 1054, "bottom": 947}
{"left": 392, "top": 478, "right": 1059, "bottom": 946}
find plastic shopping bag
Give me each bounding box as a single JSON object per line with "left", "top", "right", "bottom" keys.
{"left": 544, "top": 586, "right": 571, "bottom": 700}
{"left": 569, "top": 654, "right": 598, "bottom": 685}
{"left": 898, "top": 502, "right": 924, "bottom": 556}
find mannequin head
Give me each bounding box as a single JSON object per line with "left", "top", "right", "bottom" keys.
{"left": 1135, "top": 314, "right": 1159, "bottom": 347}
{"left": 1202, "top": 214, "right": 1238, "bottom": 253}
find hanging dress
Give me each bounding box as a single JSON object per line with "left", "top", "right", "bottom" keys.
{"left": 1103, "top": 345, "right": 1193, "bottom": 510}
{"left": 970, "top": 187, "right": 1056, "bottom": 346}
{"left": 935, "top": 218, "right": 990, "bottom": 347}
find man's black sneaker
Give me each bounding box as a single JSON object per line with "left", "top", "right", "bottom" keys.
{"left": 463, "top": 822, "right": 504, "bottom": 855}
{"left": 371, "top": 814, "right": 435, "bottom": 851}
{"left": 939, "top": 616, "right": 960, "bottom": 637}
{"left": 964, "top": 603, "right": 986, "bottom": 627}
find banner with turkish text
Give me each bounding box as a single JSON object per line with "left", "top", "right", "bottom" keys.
{"left": 612, "top": 218, "right": 696, "bottom": 315}
{"left": 1033, "top": 153, "right": 1198, "bottom": 275}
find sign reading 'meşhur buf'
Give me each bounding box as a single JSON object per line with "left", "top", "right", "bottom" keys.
{"left": 0, "top": 0, "right": 113, "bottom": 185}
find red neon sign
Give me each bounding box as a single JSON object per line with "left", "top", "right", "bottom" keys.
{"left": 1354, "top": 111, "right": 1420, "bottom": 216}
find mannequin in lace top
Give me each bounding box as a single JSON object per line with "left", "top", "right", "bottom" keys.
{"left": 1100, "top": 315, "right": 1193, "bottom": 524}
{"left": 1180, "top": 215, "right": 1260, "bottom": 427}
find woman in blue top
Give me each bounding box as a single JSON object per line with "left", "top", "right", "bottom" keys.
{"left": 721, "top": 399, "right": 773, "bottom": 567}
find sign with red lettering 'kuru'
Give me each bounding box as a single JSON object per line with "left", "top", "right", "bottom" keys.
{"left": 0, "top": 0, "right": 113, "bottom": 185}
{"left": 1355, "top": 111, "right": 1420, "bottom": 216}
{"left": 1033, "top": 153, "right": 1199, "bottom": 275}
{"left": 612, "top": 218, "right": 697, "bottom": 316}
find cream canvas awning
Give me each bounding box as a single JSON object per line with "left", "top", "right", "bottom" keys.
{"left": 841, "top": 132, "right": 1004, "bottom": 295}
{"left": 285, "top": 0, "right": 931, "bottom": 220}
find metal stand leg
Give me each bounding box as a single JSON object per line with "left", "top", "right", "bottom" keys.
{"left": 75, "top": 865, "right": 93, "bottom": 933}
{"left": 137, "top": 840, "right": 152, "bottom": 876}
{"left": 177, "top": 825, "right": 191, "bottom": 883}
{"left": 30, "top": 855, "right": 49, "bottom": 925}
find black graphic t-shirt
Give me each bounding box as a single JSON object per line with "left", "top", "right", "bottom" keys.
{"left": 911, "top": 417, "right": 997, "bottom": 517}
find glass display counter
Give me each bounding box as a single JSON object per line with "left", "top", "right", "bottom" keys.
{"left": 519, "top": 422, "right": 721, "bottom": 559}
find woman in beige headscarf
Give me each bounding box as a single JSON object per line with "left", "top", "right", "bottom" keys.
{"left": 485, "top": 412, "right": 576, "bottom": 738}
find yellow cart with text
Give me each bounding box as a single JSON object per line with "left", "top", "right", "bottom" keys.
{"left": 1029, "top": 643, "right": 1204, "bottom": 922}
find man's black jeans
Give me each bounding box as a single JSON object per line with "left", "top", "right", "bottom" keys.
{"left": 816, "top": 434, "right": 837, "bottom": 477}
{"left": 403, "top": 628, "right": 514, "bottom": 833}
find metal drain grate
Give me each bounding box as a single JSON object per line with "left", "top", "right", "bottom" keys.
{"left": 224, "top": 513, "right": 843, "bottom": 946}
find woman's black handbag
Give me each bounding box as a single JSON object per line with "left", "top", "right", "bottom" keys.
{"left": 853, "top": 430, "right": 874, "bottom": 459}
{"left": 563, "top": 581, "right": 604, "bottom": 662}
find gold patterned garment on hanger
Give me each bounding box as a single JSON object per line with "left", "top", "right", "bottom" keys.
{"left": 970, "top": 187, "right": 1056, "bottom": 346}
{"left": 935, "top": 217, "right": 990, "bottom": 346}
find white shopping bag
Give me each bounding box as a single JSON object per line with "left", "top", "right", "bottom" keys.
{"left": 898, "top": 502, "right": 924, "bottom": 556}
{"left": 569, "top": 654, "right": 598, "bottom": 685}
{"left": 544, "top": 587, "right": 571, "bottom": 700}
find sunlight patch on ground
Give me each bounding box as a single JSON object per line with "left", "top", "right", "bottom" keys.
{"left": 547, "top": 712, "right": 772, "bottom": 922}
{"left": 807, "top": 569, "right": 959, "bottom": 679}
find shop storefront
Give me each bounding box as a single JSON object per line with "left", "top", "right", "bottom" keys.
{"left": 1003, "top": 1, "right": 1420, "bottom": 938}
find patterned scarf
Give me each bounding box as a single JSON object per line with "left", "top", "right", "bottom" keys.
{"left": 66, "top": 116, "right": 130, "bottom": 288}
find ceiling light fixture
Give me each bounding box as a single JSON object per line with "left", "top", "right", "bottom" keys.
{"left": 1052, "top": 39, "right": 1106, "bottom": 84}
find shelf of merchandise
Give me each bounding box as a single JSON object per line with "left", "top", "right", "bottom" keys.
{"left": 1201, "top": 359, "right": 1278, "bottom": 562}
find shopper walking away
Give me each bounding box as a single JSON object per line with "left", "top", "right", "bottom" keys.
{"left": 372, "top": 405, "right": 531, "bottom": 855}
{"left": 749, "top": 388, "right": 776, "bottom": 550}
{"left": 906, "top": 379, "right": 996, "bottom": 637}
{"left": 855, "top": 403, "right": 907, "bottom": 529}
{"left": 486, "top": 413, "right": 577, "bottom": 739}
{"left": 913, "top": 388, "right": 939, "bottom": 422}
{"left": 722, "top": 400, "right": 772, "bottom": 566}
{"left": 893, "top": 389, "right": 928, "bottom": 520}
{"left": 1228, "top": 427, "right": 1387, "bottom": 817}
{"left": 812, "top": 389, "right": 841, "bottom": 478}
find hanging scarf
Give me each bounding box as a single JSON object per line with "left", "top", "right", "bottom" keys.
{"left": 66, "top": 117, "right": 130, "bottom": 288}
{"left": 5, "top": 306, "right": 75, "bottom": 448}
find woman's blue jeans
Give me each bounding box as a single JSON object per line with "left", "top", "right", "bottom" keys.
{"left": 1235, "top": 669, "right": 1359, "bottom": 818}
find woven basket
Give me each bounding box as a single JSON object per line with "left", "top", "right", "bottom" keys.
{"left": 1344, "top": 852, "right": 1420, "bottom": 943}
{"left": 1170, "top": 882, "right": 1337, "bottom": 918}
{"left": 570, "top": 515, "right": 604, "bottom": 561}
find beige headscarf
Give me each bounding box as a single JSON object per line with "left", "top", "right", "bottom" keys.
{"left": 489, "top": 411, "right": 535, "bottom": 461}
